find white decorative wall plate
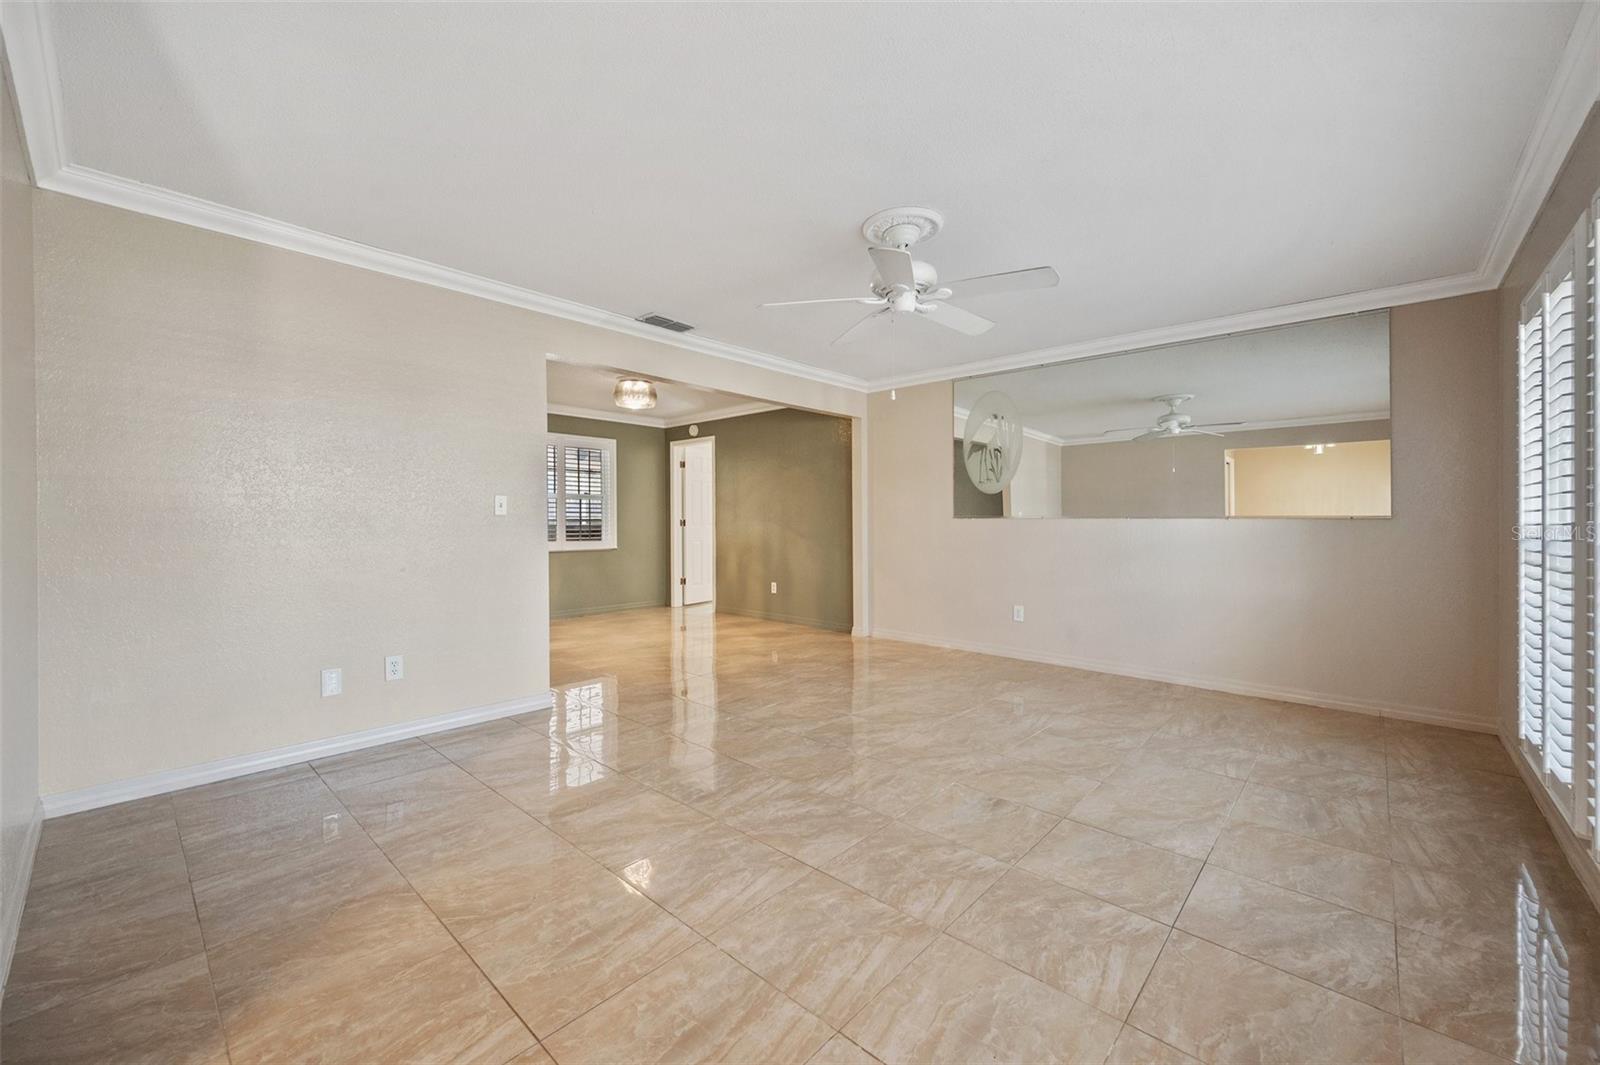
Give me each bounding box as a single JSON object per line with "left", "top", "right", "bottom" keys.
{"left": 962, "top": 390, "right": 1023, "bottom": 494}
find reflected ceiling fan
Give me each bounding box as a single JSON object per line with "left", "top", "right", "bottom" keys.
{"left": 1102, "top": 395, "right": 1243, "bottom": 441}
{"left": 760, "top": 207, "right": 1059, "bottom": 345}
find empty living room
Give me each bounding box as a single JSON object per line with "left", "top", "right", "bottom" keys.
{"left": 1, "top": 2, "right": 1599, "bottom": 1063}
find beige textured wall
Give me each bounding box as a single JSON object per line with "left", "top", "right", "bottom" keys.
{"left": 34, "top": 194, "right": 553, "bottom": 795}
{"left": 0, "top": 63, "right": 37, "bottom": 977}
{"left": 1229, "top": 439, "right": 1391, "bottom": 517}
{"left": 1055, "top": 420, "right": 1392, "bottom": 518}
{"left": 870, "top": 293, "right": 1498, "bottom": 727}
{"left": 547, "top": 413, "right": 669, "bottom": 617}
{"left": 667, "top": 408, "right": 853, "bottom": 631}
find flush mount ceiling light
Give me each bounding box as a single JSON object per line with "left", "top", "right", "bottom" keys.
{"left": 1304, "top": 443, "right": 1337, "bottom": 455}
{"left": 613, "top": 378, "right": 657, "bottom": 411}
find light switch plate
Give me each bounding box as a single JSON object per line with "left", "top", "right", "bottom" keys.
{"left": 321, "top": 668, "right": 343, "bottom": 697}
{"left": 494, "top": 495, "right": 508, "bottom": 516}
{"left": 1012, "top": 605, "right": 1025, "bottom": 622}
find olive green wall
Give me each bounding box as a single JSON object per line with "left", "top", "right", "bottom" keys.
{"left": 668, "top": 409, "right": 853, "bottom": 632}
{"left": 547, "top": 414, "right": 669, "bottom": 617}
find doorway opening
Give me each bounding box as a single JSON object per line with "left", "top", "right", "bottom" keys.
{"left": 543, "top": 355, "right": 857, "bottom": 659}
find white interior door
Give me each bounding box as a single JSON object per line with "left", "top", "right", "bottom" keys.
{"left": 674, "top": 439, "right": 716, "bottom": 606}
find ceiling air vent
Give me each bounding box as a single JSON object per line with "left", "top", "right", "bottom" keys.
{"left": 635, "top": 312, "right": 695, "bottom": 333}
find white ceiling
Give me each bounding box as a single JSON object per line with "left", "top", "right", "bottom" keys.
{"left": 546, "top": 360, "right": 770, "bottom": 426}
{"left": 17, "top": 2, "right": 1593, "bottom": 387}
{"left": 955, "top": 311, "right": 1390, "bottom": 442}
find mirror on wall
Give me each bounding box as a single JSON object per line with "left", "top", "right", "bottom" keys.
{"left": 954, "top": 310, "right": 1392, "bottom": 519}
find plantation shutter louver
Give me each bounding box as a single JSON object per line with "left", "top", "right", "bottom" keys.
{"left": 562, "top": 445, "right": 607, "bottom": 542}
{"left": 546, "top": 443, "right": 558, "bottom": 543}
{"left": 1521, "top": 286, "right": 1548, "bottom": 756}
{"left": 1590, "top": 195, "right": 1600, "bottom": 855}
{"left": 1520, "top": 217, "right": 1593, "bottom": 832}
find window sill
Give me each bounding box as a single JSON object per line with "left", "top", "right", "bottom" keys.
{"left": 549, "top": 541, "right": 618, "bottom": 553}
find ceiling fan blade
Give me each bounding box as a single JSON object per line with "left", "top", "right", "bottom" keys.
{"left": 761, "top": 296, "right": 886, "bottom": 308}
{"left": 868, "top": 246, "right": 916, "bottom": 291}
{"left": 1132, "top": 429, "right": 1168, "bottom": 442}
{"left": 1184, "top": 430, "right": 1226, "bottom": 438}
{"left": 1191, "top": 421, "right": 1244, "bottom": 429}
{"left": 1100, "top": 426, "right": 1155, "bottom": 436}
{"left": 832, "top": 308, "right": 892, "bottom": 346}
{"left": 945, "top": 266, "right": 1059, "bottom": 299}
{"left": 918, "top": 302, "right": 994, "bottom": 336}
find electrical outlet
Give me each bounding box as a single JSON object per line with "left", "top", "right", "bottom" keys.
{"left": 1012, "top": 605, "right": 1025, "bottom": 623}
{"left": 770, "top": 581, "right": 778, "bottom": 594}
{"left": 494, "top": 495, "right": 508, "bottom": 516}
{"left": 321, "top": 668, "right": 343, "bottom": 697}
{"left": 385, "top": 655, "right": 404, "bottom": 681}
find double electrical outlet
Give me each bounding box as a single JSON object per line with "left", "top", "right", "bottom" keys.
{"left": 321, "top": 655, "right": 405, "bottom": 697}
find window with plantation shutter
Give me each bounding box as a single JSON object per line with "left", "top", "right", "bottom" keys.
{"left": 546, "top": 443, "right": 559, "bottom": 543}
{"left": 1590, "top": 194, "right": 1600, "bottom": 859}
{"left": 1521, "top": 287, "right": 1547, "bottom": 756}
{"left": 1519, "top": 215, "right": 1594, "bottom": 835}
{"left": 546, "top": 432, "right": 617, "bottom": 551}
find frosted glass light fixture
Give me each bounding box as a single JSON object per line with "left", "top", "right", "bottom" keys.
{"left": 613, "top": 378, "right": 657, "bottom": 411}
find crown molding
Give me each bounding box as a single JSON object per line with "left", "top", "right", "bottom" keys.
{"left": 1051, "top": 409, "right": 1392, "bottom": 447}
{"left": 1481, "top": 0, "right": 1600, "bottom": 284}
{"left": 952, "top": 406, "right": 1068, "bottom": 447}
{"left": 0, "top": 0, "right": 63, "bottom": 181}
{"left": 546, "top": 403, "right": 669, "bottom": 428}
{"left": 665, "top": 400, "right": 784, "bottom": 427}
{"left": 546, "top": 399, "right": 785, "bottom": 429}
{"left": 42, "top": 163, "right": 872, "bottom": 393}
{"left": 954, "top": 404, "right": 1389, "bottom": 449}
{"left": 7, "top": 0, "right": 1596, "bottom": 397}
{"left": 874, "top": 270, "right": 1485, "bottom": 391}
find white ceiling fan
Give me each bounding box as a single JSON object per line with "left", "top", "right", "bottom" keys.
{"left": 1102, "top": 394, "right": 1244, "bottom": 441}
{"left": 761, "top": 207, "right": 1059, "bottom": 345}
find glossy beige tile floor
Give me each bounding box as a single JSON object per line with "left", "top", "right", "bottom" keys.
{"left": 5, "top": 606, "right": 1600, "bottom": 1064}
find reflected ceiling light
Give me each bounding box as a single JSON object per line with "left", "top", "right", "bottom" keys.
{"left": 1304, "top": 443, "right": 1337, "bottom": 455}
{"left": 613, "top": 378, "right": 657, "bottom": 411}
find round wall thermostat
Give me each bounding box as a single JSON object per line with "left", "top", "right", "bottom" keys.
{"left": 688, "top": 425, "right": 700, "bottom": 437}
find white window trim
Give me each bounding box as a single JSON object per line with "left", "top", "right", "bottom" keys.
{"left": 547, "top": 432, "right": 618, "bottom": 552}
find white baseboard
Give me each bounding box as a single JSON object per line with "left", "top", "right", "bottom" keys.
{"left": 713, "top": 605, "right": 854, "bottom": 633}
{"left": 550, "top": 599, "right": 669, "bottom": 620}
{"left": 868, "top": 627, "right": 1495, "bottom": 734}
{"left": 1, "top": 797, "right": 44, "bottom": 997}
{"left": 1500, "top": 732, "right": 1600, "bottom": 915}
{"left": 40, "top": 692, "right": 556, "bottom": 818}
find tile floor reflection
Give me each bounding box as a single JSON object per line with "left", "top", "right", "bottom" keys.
{"left": 3, "top": 606, "right": 1598, "bottom": 1063}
